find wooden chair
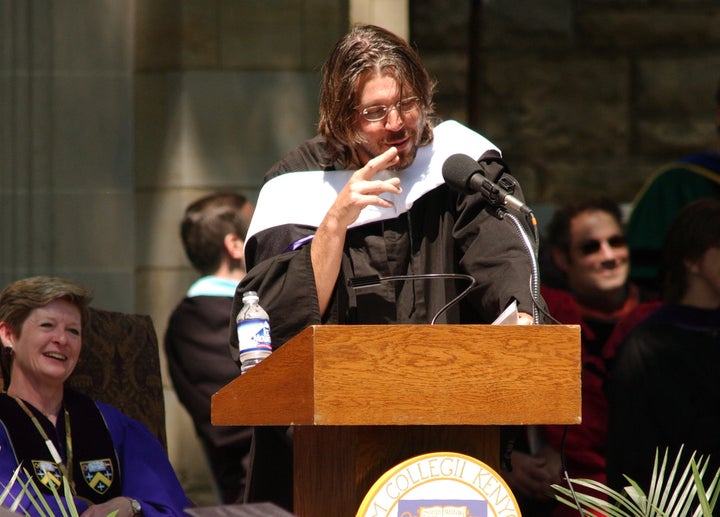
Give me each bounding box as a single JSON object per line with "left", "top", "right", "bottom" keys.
{"left": 68, "top": 307, "right": 167, "bottom": 450}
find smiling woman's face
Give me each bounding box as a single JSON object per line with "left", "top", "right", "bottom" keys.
{"left": 2, "top": 299, "right": 82, "bottom": 388}
{"left": 354, "top": 73, "right": 425, "bottom": 170}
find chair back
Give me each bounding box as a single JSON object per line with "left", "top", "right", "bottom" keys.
{"left": 67, "top": 307, "right": 167, "bottom": 449}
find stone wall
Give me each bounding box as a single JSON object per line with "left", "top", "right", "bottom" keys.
{"left": 0, "top": 1, "right": 137, "bottom": 309}
{"left": 413, "top": 0, "right": 720, "bottom": 211}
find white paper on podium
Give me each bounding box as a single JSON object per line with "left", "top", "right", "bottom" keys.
{"left": 491, "top": 299, "right": 519, "bottom": 325}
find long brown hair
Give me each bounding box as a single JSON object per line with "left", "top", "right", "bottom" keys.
{"left": 317, "top": 24, "right": 437, "bottom": 168}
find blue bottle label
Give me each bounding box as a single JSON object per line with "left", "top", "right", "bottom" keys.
{"left": 237, "top": 318, "right": 272, "bottom": 353}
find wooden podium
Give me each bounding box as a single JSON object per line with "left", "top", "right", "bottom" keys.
{"left": 212, "top": 324, "right": 580, "bottom": 516}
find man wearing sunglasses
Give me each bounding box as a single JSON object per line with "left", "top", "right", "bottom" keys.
{"left": 232, "top": 24, "right": 543, "bottom": 511}
{"left": 503, "top": 196, "right": 645, "bottom": 517}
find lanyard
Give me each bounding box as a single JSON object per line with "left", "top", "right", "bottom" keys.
{"left": 13, "top": 396, "right": 75, "bottom": 494}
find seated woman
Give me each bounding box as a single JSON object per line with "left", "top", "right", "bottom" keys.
{"left": 0, "top": 276, "right": 190, "bottom": 516}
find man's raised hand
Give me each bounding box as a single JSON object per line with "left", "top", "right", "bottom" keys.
{"left": 328, "top": 147, "right": 402, "bottom": 229}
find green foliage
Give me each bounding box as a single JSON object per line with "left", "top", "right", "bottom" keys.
{"left": 0, "top": 466, "right": 79, "bottom": 517}
{"left": 553, "top": 447, "right": 720, "bottom": 517}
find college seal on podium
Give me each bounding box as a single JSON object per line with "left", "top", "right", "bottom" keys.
{"left": 357, "top": 451, "right": 520, "bottom": 517}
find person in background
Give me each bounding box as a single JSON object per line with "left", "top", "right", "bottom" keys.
{"left": 0, "top": 276, "right": 190, "bottom": 517}
{"left": 606, "top": 197, "right": 720, "bottom": 492}
{"left": 504, "top": 196, "right": 644, "bottom": 517}
{"left": 625, "top": 75, "right": 720, "bottom": 295}
{"left": 164, "top": 192, "right": 254, "bottom": 504}
{"left": 232, "top": 24, "right": 544, "bottom": 511}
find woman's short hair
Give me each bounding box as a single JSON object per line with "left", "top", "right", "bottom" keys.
{"left": 0, "top": 276, "right": 93, "bottom": 337}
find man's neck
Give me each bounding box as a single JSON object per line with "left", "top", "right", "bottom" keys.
{"left": 214, "top": 260, "right": 246, "bottom": 282}
{"left": 680, "top": 280, "right": 720, "bottom": 309}
{"left": 212, "top": 269, "right": 246, "bottom": 282}
{"left": 574, "top": 287, "right": 629, "bottom": 315}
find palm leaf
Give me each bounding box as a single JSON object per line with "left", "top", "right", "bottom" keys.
{"left": 0, "top": 465, "right": 80, "bottom": 517}
{"left": 0, "top": 467, "right": 24, "bottom": 513}
{"left": 552, "top": 447, "right": 720, "bottom": 517}
{"left": 59, "top": 475, "right": 79, "bottom": 517}
{"left": 23, "top": 469, "right": 58, "bottom": 517}
{"left": 691, "top": 456, "right": 720, "bottom": 517}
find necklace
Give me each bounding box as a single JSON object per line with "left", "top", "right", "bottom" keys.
{"left": 12, "top": 396, "right": 75, "bottom": 494}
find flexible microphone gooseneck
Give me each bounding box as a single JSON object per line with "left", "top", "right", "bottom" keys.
{"left": 442, "top": 153, "right": 542, "bottom": 324}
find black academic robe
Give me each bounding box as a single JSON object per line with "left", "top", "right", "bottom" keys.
{"left": 165, "top": 295, "right": 252, "bottom": 503}
{"left": 605, "top": 304, "right": 720, "bottom": 493}
{"left": 232, "top": 121, "right": 541, "bottom": 351}
{"left": 230, "top": 121, "right": 544, "bottom": 511}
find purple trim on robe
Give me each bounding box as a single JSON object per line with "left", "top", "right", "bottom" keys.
{"left": 286, "top": 234, "right": 315, "bottom": 252}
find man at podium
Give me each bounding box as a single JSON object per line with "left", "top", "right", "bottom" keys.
{"left": 230, "top": 24, "right": 544, "bottom": 512}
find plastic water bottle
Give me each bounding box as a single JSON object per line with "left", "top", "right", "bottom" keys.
{"left": 235, "top": 291, "right": 272, "bottom": 374}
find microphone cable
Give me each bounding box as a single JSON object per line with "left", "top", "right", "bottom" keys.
{"left": 530, "top": 288, "right": 563, "bottom": 325}
{"left": 348, "top": 272, "right": 477, "bottom": 325}
{"left": 560, "top": 424, "right": 585, "bottom": 516}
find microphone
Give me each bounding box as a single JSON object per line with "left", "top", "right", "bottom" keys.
{"left": 442, "top": 153, "right": 532, "bottom": 216}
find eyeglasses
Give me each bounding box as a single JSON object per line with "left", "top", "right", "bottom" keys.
{"left": 577, "top": 235, "right": 627, "bottom": 256}
{"left": 358, "top": 96, "right": 420, "bottom": 122}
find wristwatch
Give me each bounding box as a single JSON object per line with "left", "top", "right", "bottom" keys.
{"left": 129, "top": 498, "right": 142, "bottom": 516}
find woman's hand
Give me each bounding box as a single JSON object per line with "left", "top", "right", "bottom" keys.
{"left": 79, "top": 496, "right": 137, "bottom": 517}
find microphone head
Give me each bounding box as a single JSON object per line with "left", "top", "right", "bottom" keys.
{"left": 442, "top": 153, "right": 484, "bottom": 193}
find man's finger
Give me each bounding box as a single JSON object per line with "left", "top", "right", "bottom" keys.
{"left": 361, "top": 177, "right": 401, "bottom": 196}
{"left": 355, "top": 147, "right": 399, "bottom": 180}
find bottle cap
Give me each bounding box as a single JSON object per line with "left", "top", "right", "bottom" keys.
{"left": 242, "top": 290, "right": 258, "bottom": 302}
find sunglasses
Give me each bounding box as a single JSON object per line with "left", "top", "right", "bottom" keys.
{"left": 577, "top": 235, "right": 627, "bottom": 256}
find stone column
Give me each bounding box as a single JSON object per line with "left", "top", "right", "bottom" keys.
{"left": 0, "top": 0, "right": 136, "bottom": 311}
